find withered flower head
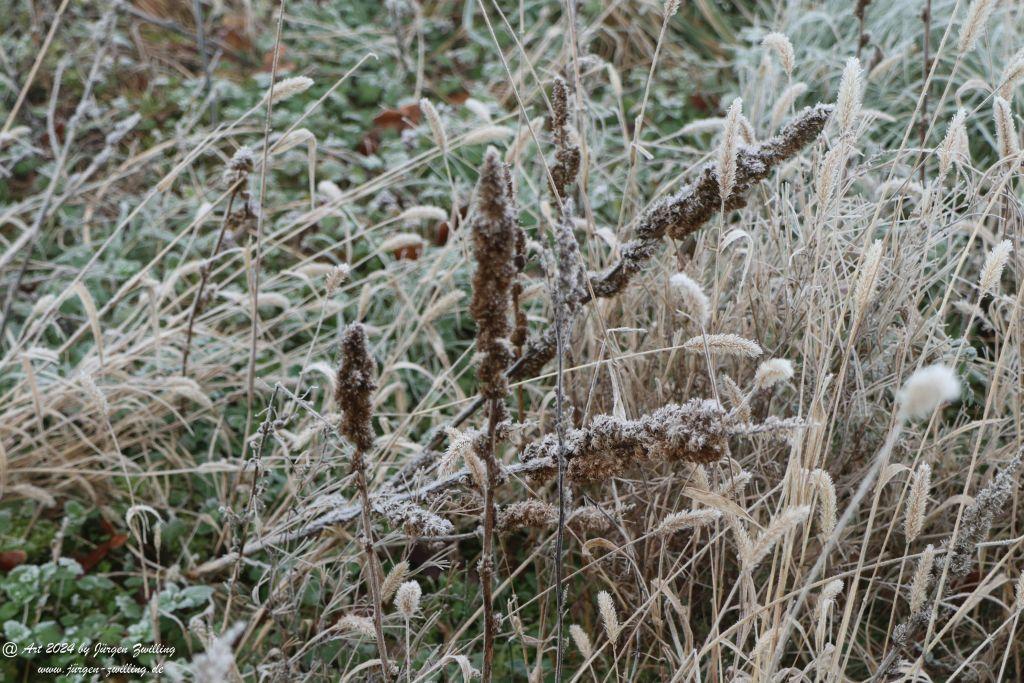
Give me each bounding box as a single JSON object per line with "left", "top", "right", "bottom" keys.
{"left": 335, "top": 323, "right": 377, "bottom": 452}
{"left": 469, "top": 147, "right": 518, "bottom": 406}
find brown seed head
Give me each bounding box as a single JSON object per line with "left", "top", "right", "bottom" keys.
{"left": 335, "top": 323, "right": 377, "bottom": 452}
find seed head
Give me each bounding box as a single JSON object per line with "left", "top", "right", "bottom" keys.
{"left": 897, "top": 365, "right": 960, "bottom": 421}
{"left": 761, "top": 32, "right": 795, "bottom": 77}
{"left": 266, "top": 76, "right": 314, "bottom": 104}
{"left": 716, "top": 98, "right": 743, "bottom": 200}
{"left": 670, "top": 272, "right": 711, "bottom": 325}
{"left": 395, "top": 580, "right": 422, "bottom": 618}
{"left": 335, "top": 324, "right": 377, "bottom": 452}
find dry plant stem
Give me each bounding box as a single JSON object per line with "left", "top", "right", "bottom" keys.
{"left": 181, "top": 187, "right": 240, "bottom": 376}
{"left": 244, "top": 0, "right": 286, "bottom": 458}
{"left": 355, "top": 447, "right": 392, "bottom": 679}
{"left": 919, "top": 0, "right": 932, "bottom": 184}
{"left": 481, "top": 401, "right": 501, "bottom": 683}
{"left": 770, "top": 420, "right": 904, "bottom": 671}
{"left": 222, "top": 386, "right": 279, "bottom": 630}
{"left": 553, "top": 287, "right": 568, "bottom": 683}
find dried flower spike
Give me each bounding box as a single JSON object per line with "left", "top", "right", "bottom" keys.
{"left": 904, "top": 463, "right": 931, "bottom": 542}
{"left": 835, "top": 57, "right": 863, "bottom": 136}
{"left": 420, "top": 98, "right": 448, "bottom": 151}
{"left": 395, "top": 580, "right": 422, "bottom": 618}
{"left": 469, "top": 147, "right": 517, "bottom": 407}
{"left": 335, "top": 324, "right": 377, "bottom": 452}
{"left": 716, "top": 98, "right": 743, "bottom": 200}
{"left": 957, "top": 0, "right": 995, "bottom": 55}
{"left": 569, "top": 624, "right": 593, "bottom": 658}
{"left": 267, "top": 76, "right": 314, "bottom": 104}
{"left": 762, "top": 32, "right": 795, "bottom": 77}
{"left": 683, "top": 333, "right": 763, "bottom": 358}
{"left": 670, "top": 272, "right": 711, "bottom": 325}
{"left": 597, "top": 591, "right": 621, "bottom": 641}
{"left": 979, "top": 239, "right": 1013, "bottom": 295}
{"left": 993, "top": 96, "right": 1020, "bottom": 161}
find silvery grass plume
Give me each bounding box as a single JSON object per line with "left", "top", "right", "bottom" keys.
{"left": 419, "top": 98, "right": 447, "bottom": 151}
{"left": 395, "top": 580, "right": 422, "bottom": 618}
{"left": 683, "top": 333, "right": 763, "bottom": 358}
{"left": 835, "top": 57, "right": 863, "bottom": 137}
{"left": 597, "top": 591, "right": 621, "bottom": 641}
{"left": 381, "top": 561, "right": 410, "bottom": 602}
{"left": 979, "top": 239, "right": 1013, "bottom": 295}
{"left": 669, "top": 272, "right": 710, "bottom": 326}
{"left": 937, "top": 109, "right": 970, "bottom": 181}
{"left": 904, "top": 463, "right": 931, "bottom": 542}
{"left": 265, "top": 75, "right": 314, "bottom": 104}
{"left": 909, "top": 545, "right": 935, "bottom": 614}
{"left": 761, "top": 32, "right": 795, "bottom": 78}
{"left": 716, "top": 98, "right": 743, "bottom": 200}
{"left": 853, "top": 239, "right": 884, "bottom": 315}
{"left": 957, "top": 0, "right": 995, "bottom": 54}
{"left": 998, "top": 48, "right": 1024, "bottom": 99}
{"left": 730, "top": 506, "right": 810, "bottom": 572}
{"left": 993, "top": 96, "right": 1020, "bottom": 161}
{"left": 569, "top": 624, "right": 593, "bottom": 659}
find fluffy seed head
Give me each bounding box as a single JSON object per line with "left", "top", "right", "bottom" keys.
{"left": 395, "top": 580, "right": 422, "bottom": 618}
{"left": 569, "top": 624, "right": 593, "bottom": 658}
{"left": 683, "top": 333, "right": 763, "bottom": 358}
{"left": 597, "top": 591, "right": 621, "bottom": 641}
{"left": 897, "top": 365, "right": 960, "bottom": 421}
{"left": 754, "top": 358, "right": 795, "bottom": 391}
{"left": 806, "top": 469, "right": 837, "bottom": 538}
{"left": 854, "top": 239, "right": 884, "bottom": 314}
{"left": 822, "top": 579, "right": 844, "bottom": 602}
{"left": 958, "top": 0, "right": 995, "bottom": 54}
{"left": 835, "top": 57, "right": 863, "bottom": 136}
{"left": 904, "top": 463, "right": 931, "bottom": 542}
{"left": 716, "top": 98, "right": 743, "bottom": 200}
{"left": 1015, "top": 571, "right": 1024, "bottom": 612}
{"left": 267, "top": 76, "right": 314, "bottom": 104}
{"left": 420, "top": 98, "right": 448, "bottom": 151}
{"left": 381, "top": 561, "right": 410, "bottom": 602}
{"left": 998, "top": 49, "right": 1024, "bottom": 99}
{"left": 399, "top": 205, "right": 448, "bottom": 223}
{"left": 656, "top": 509, "right": 722, "bottom": 536}
{"left": 979, "top": 239, "right": 1013, "bottom": 295}
{"left": 993, "top": 96, "right": 1020, "bottom": 161}
{"left": 762, "top": 32, "right": 795, "bottom": 77}
{"left": 909, "top": 545, "right": 935, "bottom": 613}
{"left": 938, "top": 109, "right": 970, "bottom": 180}
{"left": 669, "top": 272, "right": 710, "bottom": 325}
